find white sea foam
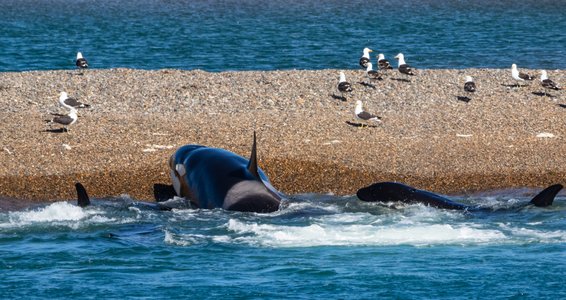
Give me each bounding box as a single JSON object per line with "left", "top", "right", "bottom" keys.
{"left": 0, "top": 202, "right": 136, "bottom": 229}
{"left": 320, "top": 212, "right": 373, "bottom": 224}
{"left": 164, "top": 230, "right": 192, "bottom": 246}
{"left": 397, "top": 205, "right": 463, "bottom": 223}
{"left": 498, "top": 223, "right": 566, "bottom": 242}
{"left": 163, "top": 229, "right": 229, "bottom": 246}
{"left": 279, "top": 201, "right": 342, "bottom": 214}
{"left": 9, "top": 202, "right": 88, "bottom": 223}
{"left": 171, "top": 208, "right": 202, "bottom": 220}
{"left": 225, "top": 219, "right": 506, "bottom": 247}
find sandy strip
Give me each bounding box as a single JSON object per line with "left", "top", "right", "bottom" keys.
{"left": 0, "top": 68, "right": 564, "bottom": 201}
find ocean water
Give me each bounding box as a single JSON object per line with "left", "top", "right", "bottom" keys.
{"left": 0, "top": 0, "right": 564, "bottom": 72}
{"left": 2, "top": 0, "right": 566, "bottom": 298}
{"left": 1, "top": 192, "right": 565, "bottom": 299}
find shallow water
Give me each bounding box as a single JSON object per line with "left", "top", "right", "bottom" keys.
{"left": 1, "top": 0, "right": 565, "bottom": 298}
{"left": 1, "top": 191, "right": 565, "bottom": 298}
{"left": 0, "top": 0, "right": 564, "bottom": 71}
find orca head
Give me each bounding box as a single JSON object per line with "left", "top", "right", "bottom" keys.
{"left": 356, "top": 182, "right": 415, "bottom": 203}
{"left": 168, "top": 154, "right": 185, "bottom": 196}
{"left": 168, "top": 145, "right": 203, "bottom": 199}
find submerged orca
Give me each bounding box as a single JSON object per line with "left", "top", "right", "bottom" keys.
{"left": 75, "top": 182, "right": 189, "bottom": 211}
{"left": 356, "top": 182, "right": 563, "bottom": 210}
{"left": 168, "top": 132, "right": 282, "bottom": 213}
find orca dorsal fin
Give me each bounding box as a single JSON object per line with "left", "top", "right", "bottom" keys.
{"left": 247, "top": 131, "right": 260, "bottom": 180}
{"left": 529, "top": 184, "right": 563, "bottom": 207}
{"left": 75, "top": 182, "right": 91, "bottom": 207}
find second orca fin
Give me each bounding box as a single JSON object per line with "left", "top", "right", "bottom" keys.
{"left": 75, "top": 182, "right": 91, "bottom": 208}
{"left": 529, "top": 184, "right": 563, "bottom": 207}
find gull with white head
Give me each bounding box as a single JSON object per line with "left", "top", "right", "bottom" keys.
{"left": 365, "top": 62, "right": 382, "bottom": 82}
{"left": 76, "top": 52, "right": 88, "bottom": 69}
{"left": 456, "top": 75, "right": 476, "bottom": 103}
{"left": 540, "top": 70, "right": 561, "bottom": 97}
{"left": 354, "top": 100, "right": 381, "bottom": 127}
{"left": 59, "top": 92, "right": 90, "bottom": 109}
{"left": 394, "top": 53, "right": 416, "bottom": 79}
{"left": 511, "top": 64, "right": 534, "bottom": 87}
{"left": 45, "top": 108, "right": 78, "bottom": 132}
{"left": 359, "top": 47, "right": 373, "bottom": 69}
{"left": 464, "top": 76, "right": 476, "bottom": 93}
{"left": 337, "top": 71, "right": 353, "bottom": 101}
{"left": 377, "top": 53, "right": 393, "bottom": 70}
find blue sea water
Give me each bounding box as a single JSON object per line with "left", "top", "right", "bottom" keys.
{"left": 1, "top": 0, "right": 566, "bottom": 298}
{"left": 0, "top": 0, "right": 564, "bottom": 72}
{"left": 1, "top": 193, "right": 565, "bottom": 299}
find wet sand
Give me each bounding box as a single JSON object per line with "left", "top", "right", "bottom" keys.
{"left": 0, "top": 68, "right": 565, "bottom": 202}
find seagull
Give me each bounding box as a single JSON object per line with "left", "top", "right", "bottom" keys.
{"left": 59, "top": 92, "right": 90, "bottom": 109}
{"left": 359, "top": 48, "right": 372, "bottom": 69}
{"left": 540, "top": 70, "right": 561, "bottom": 96}
{"left": 456, "top": 75, "right": 476, "bottom": 103}
{"left": 464, "top": 76, "right": 476, "bottom": 93}
{"left": 394, "top": 53, "right": 416, "bottom": 78}
{"left": 337, "top": 71, "right": 353, "bottom": 101}
{"left": 366, "top": 62, "right": 382, "bottom": 82}
{"left": 511, "top": 64, "right": 534, "bottom": 87}
{"left": 75, "top": 52, "right": 88, "bottom": 69}
{"left": 377, "top": 53, "right": 393, "bottom": 70}
{"left": 355, "top": 100, "right": 381, "bottom": 127}
{"left": 45, "top": 108, "right": 78, "bottom": 132}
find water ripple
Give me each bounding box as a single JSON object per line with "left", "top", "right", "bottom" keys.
{"left": 0, "top": 0, "right": 564, "bottom": 71}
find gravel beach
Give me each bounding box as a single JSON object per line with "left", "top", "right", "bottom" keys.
{"left": 0, "top": 68, "right": 565, "bottom": 202}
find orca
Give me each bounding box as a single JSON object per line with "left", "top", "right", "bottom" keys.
{"left": 356, "top": 182, "right": 563, "bottom": 211}
{"left": 74, "top": 133, "right": 281, "bottom": 213}
{"left": 168, "top": 132, "right": 282, "bottom": 213}
{"left": 74, "top": 182, "right": 189, "bottom": 211}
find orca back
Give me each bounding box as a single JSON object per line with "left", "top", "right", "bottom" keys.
{"left": 357, "top": 182, "right": 469, "bottom": 210}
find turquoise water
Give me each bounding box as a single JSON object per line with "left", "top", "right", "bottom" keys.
{"left": 1, "top": 192, "right": 565, "bottom": 298}
{"left": 0, "top": 0, "right": 564, "bottom": 71}
{"left": 2, "top": 0, "right": 566, "bottom": 298}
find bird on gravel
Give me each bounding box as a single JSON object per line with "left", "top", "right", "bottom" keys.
{"left": 337, "top": 71, "right": 353, "bottom": 101}
{"left": 354, "top": 100, "right": 381, "bottom": 128}
{"left": 45, "top": 108, "right": 78, "bottom": 132}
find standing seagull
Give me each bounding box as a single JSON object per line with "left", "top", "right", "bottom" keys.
{"left": 75, "top": 52, "right": 88, "bottom": 69}
{"left": 355, "top": 100, "right": 381, "bottom": 127}
{"left": 457, "top": 75, "right": 476, "bottom": 102}
{"left": 45, "top": 108, "right": 78, "bottom": 132}
{"left": 511, "top": 64, "right": 534, "bottom": 87}
{"left": 464, "top": 76, "right": 476, "bottom": 93}
{"left": 365, "top": 62, "right": 382, "bottom": 82}
{"left": 359, "top": 48, "right": 373, "bottom": 69}
{"left": 59, "top": 92, "right": 90, "bottom": 109}
{"left": 377, "top": 53, "right": 393, "bottom": 70}
{"left": 540, "top": 70, "right": 561, "bottom": 96}
{"left": 394, "top": 53, "right": 416, "bottom": 79}
{"left": 337, "top": 71, "right": 353, "bottom": 101}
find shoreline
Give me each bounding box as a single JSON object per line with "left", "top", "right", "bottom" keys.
{"left": 1, "top": 68, "right": 565, "bottom": 201}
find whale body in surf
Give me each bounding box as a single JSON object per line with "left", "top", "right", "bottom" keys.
{"left": 168, "top": 133, "right": 282, "bottom": 213}
{"left": 356, "top": 182, "right": 563, "bottom": 210}
{"left": 75, "top": 182, "right": 190, "bottom": 211}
